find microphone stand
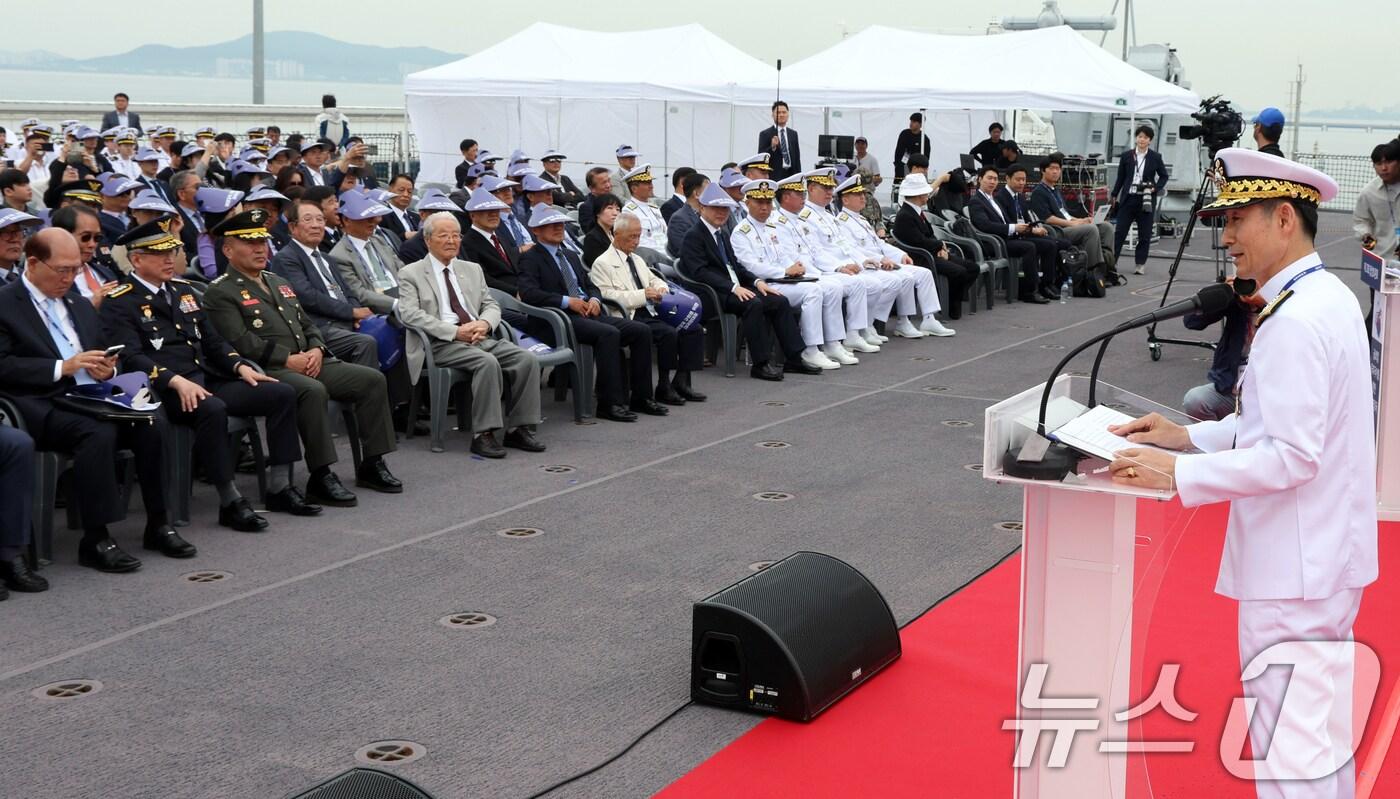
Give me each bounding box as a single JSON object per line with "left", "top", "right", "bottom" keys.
{"left": 1145, "top": 151, "right": 1223, "bottom": 362}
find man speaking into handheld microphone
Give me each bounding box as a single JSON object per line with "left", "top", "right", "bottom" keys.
{"left": 1108, "top": 150, "right": 1377, "bottom": 799}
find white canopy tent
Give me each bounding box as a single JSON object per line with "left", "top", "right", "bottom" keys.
{"left": 404, "top": 24, "right": 1201, "bottom": 191}
{"left": 730, "top": 25, "right": 1202, "bottom": 180}
{"left": 404, "top": 23, "right": 778, "bottom": 186}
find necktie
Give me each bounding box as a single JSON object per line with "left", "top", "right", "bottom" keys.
{"left": 715, "top": 230, "right": 739, "bottom": 285}
{"left": 779, "top": 128, "right": 790, "bottom": 168}
{"left": 406, "top": 211, "right": 419, "bottom": 232}
{"left": 81, "top": 265, "right": 102, "bottom": 297}
{"left": 42, "top": 298, "right": 95, "bottom": 384}
{"left": 311, "top": 250, "right": 342, "bottom": 300}
{"left": 627, "top": 255, "right": 656, "bottom": 315}
{"left": 442, "top": 267, "right": 473, "bottom": 324}
{"left": 1013, "top": 195, "right": 1024, "bottom": 222}
{"left": 363, "top": 242, "right": 396, "bottom": 290}
{"left": 556, "top": 250, "right": 585, "bottom": 299}
{"left": 490, "top": 233, "right": 510, "bottom": 265}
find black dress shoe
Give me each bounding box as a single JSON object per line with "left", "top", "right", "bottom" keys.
{"left": 142, "top": 527, "right": 197, "bottom": 559}
{"left": 672, "top": 376, "right": 706, "bottom": 402}
{"left": 235, "top": 441, "right": 258, "bottom": 474}
{"left": 78, "top": 537, "right": 143, "bottom": 573}
{"left": 307, "top": 470, "right": 358, "bottom": 507}
{"left": 0, "top": 555, "right": 48, "bottom": 592}
{"left": 630, "top": 398, "right": 670, "bottom": 416}
{"left": 783, "top": 360, "right": 823, "bottom": 375}
{"left": 266, "top": 486, "right": 323, "bottom": 516}
{"left": 1039, "top": 287, "right": 1060, "bottom": 301}
{"left": 1020, "top": 293, "right": 1051, "bottom": 304}
{"left": 750, "top": 363, "right": 784, "bottom": 382}
{"left": 219, "top": 497, "right": 269, "bottom": 532}
{"left": 356, "top": 459, "right": 404, "bottom": 493}
{"left": 596, "top": 405, "right": 638, "bottom": 422}
{"left": 470, "top": 431, "right": 507, "bottom": 459}
{"left": 655, "top": 383, "right": 687, "bottom": 406}
{"left": 503, "top": 428, "right": 547, "bottom": 452}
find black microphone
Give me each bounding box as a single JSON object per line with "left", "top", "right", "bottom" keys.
{"left": 1117, "top": 282, "right": 1235, "bottom": 331}
{"left": 1008, "top": 283, "right": 1240, "bottom": 481}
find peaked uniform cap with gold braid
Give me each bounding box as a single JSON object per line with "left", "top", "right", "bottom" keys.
{"left": 1198, "top": 147, "right": 1337, "bottom": 217}
{"left": 208, "top": 208, "right": 273, "bottom": 240}
{"left": 116, "top": 216, "right": 182, "bottom": 251}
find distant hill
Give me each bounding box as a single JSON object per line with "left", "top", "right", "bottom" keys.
{"left": 0, "top": 31, "right": 460, "bottom": 83}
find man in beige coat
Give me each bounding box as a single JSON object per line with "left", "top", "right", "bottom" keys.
{"left": 396, "top": 212, "right": 545, "bottom": 459}
{"left": 589, "top": 212, "right": 706, "bottom": 404}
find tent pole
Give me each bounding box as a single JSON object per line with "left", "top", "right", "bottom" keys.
{"left": 662, "top": 100, "right": 669, "bottom": 193}
{"left": 728, "top": 95, "right": 736, "bottom": 169}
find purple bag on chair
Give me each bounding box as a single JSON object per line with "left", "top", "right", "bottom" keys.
{"left": 357, "top": 314, "right": 403, "bottom": 370}
{"left": 657, "top": 284, "right": 703, "bottom": 331}
{"left": 510, "top": 328, "right": 554, "bottom": 356}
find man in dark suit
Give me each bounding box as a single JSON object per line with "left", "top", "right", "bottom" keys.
{"left": 453, "top": 138, "right": 478, "bottom": 189}
{"left": 101, "top": 219, "right": 317, "bottom": 526}
{"left": 578, "top": 167, "right": 616, "bottom": 234}
{"left": 660, "top": 167, "right": 695, "bottom": 223}
{"left": 268, "top": 198, "right": 378, "bottom": 368}
{"left": 0, "top": 228, "right": 192, "bottom": 573}
{"left": 893, "top": 113, "right": 932, "bottom": 180}
{"left": 296, "top": 140, "right": 331, "bottom": 188}
{"left": 380, "top": 174, "right": 420, "bottom": 242}
{"left": 1109, "top": 125, "right": 1170, "bottom": 275}
{"left": 680, "top": 184, "right": 819, "bottom": 381}
{"left": 516, "top": 203, "right": 667, "bottom": 422}
{"left": 967, "top": 166, "right": 1051, "bottom": 303}
{"left": 539, "top": 149, "right": 585, "bottom": 207}
{"left": 97, "top": 174, "right": 141, "bottom": 248}
{"left": 758, "top": 101, "right": 802, "bottom": 181}
{"left": 460, "top": 188, "right": 524, "bottom": 295}
{"left": 0, "top": 426, "right": 47, "bottom": 596}
{"left": 998, "top": 164, "right": 1071, "bottom": 299}
{"left": 397, "top": 189, "right": 459, "bottom": 266}
{"left": 100, "top": 92, "right": 141, "bottom": 133}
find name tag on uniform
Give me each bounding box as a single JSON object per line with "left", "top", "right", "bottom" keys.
{"left": 178, "top": 294, "right": 199, "bottom": 314}
{"left": 241, "top": 298, "right": 260, "bottom": 306}
{"left": 278, "top": 284, "right": 297, "bottom": 299}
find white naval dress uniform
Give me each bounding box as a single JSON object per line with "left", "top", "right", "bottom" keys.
{"left": 798, "top": 200, "right": 911, "bottom": 323}
{"left": 624, "top": 198, "right": 668, "bottom": 254}
{"left": 111, "top": 156, "right": 141, "bottom": 179}
{"left": 730, "top": 216, "right": 844, "bottom": 347}
{"left": 1175, "top": 251, "right": 1377, "bottom": 799}
{"left": 771, "top": 206, "right": 870, "bottom": 333}
{"left": 834, "top": 206, "right": 941, "bottom": 318}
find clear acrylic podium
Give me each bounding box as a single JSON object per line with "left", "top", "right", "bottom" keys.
{"left": 982, "top": 375, "right": 1191, "bottom": 799}
{"left": 1369, "top": 253, "right": 1400, "bottom": 521}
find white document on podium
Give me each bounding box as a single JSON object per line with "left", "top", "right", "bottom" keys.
{"left": 1049, "top": 404, "right": 1177, "bottom": 462}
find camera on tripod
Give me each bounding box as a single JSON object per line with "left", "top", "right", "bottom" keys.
{"left": 1179, "top": 95, "right": 1244, "bottom": 156}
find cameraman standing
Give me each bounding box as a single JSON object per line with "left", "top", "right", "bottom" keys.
{"left": 1252, "top": 107, "right": 1286, "bottom": 157}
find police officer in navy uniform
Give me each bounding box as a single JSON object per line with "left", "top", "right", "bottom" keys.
{"left": 201, "top": 209, "right": 403, "bottom": 508}
{"left": 102, "top": 218, "right": 321, "bottom": 527}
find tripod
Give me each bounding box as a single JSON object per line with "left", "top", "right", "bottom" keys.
{"left": 1145, "top": 163, "right": 1228, "bottom": 361}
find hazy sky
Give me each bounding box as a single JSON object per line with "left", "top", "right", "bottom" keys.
{"left": 3, "top": 0, "right": 1388, "bottom": 113}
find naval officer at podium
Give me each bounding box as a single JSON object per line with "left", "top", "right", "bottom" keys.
{"left": 1107, "top": 149, "right": 1377, "bottom": 799}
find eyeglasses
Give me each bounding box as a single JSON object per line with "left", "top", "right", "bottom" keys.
{"left": 35, "top": 259, "right": 81, "bottom": 277}
{"left": 76, "top": 232, "right": 99, "bottom": 243}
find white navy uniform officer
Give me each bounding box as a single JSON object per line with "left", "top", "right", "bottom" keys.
{"left": 769, "top": 172, "right": 879, "bottom": 354}
{"left": 796, "top": 169, "right": 924, "bottom": 340}
{"left": 729, "top": 179, "right": 853, "bottom": 371}
{"left": 621, "top": 163, "right": 669, "bottom": 255}
{"left": 1108, "top": 149, "right": 1376, "bottom": 799}
{"left": 831, "top": 173, "right": 954, "bottom": 337}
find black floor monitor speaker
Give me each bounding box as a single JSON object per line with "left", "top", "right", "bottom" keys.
{"left": 691, "top": 551, "right": 901, "bottom": 722}
{"left": 284, "top": 767, "right": 436, "bottom": 799}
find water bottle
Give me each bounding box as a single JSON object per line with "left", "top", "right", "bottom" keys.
{"left": 1060, "top": 276, "right": 1072, "bottom": 304}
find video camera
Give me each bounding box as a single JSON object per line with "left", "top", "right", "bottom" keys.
{"left": 1179, "top": 95, "right": 1243, "bottom": 156}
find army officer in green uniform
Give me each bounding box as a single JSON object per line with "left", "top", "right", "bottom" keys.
{"left": 202, "top": 208, "right": 403, "bottom": 507}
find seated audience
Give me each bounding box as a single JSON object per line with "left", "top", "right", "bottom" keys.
{"left": 589, "top": 211, "right": 706, "bottom": 404}
{"left": 889, "top": 174, "right": 981, "bottom": 321}
{"left": 582, "top": 195, "right": 624, "bottom": 268}
{"left": 1030, "top": 152, "right": 1119, "bottom": 282}
{"left": 967, "top": 166, "right": 1051, "bottom": 304}
{"left": 203, "top": 209, "right": 402, "bottom": 508}
{"left": 666, "top": 172, "right": 708, "bottom": 258}
{"left": 517, "top": 203, "right": 666, "bottom": 422}
{"left": 0, "top": 228, "right": 188, "bottom": 572}
{"left": 539, "top": 149, "right": 585, "bottom": 207}
{"left": 680, "top": 183, "right": 819, "bottom": 382}
{"left": 396, "top": 212, "right": 546, "bottom": 459}
{"left": 661, "top": 167, "right": 696, "bottom": 222}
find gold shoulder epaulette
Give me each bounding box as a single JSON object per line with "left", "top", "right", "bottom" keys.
{"left": 1256, "top": 289, "right": 1293, "bottom": 327}
{"left": 107, "top": 283, "right": 134, "bottom": 299}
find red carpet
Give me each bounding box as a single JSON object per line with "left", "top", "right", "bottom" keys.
{"left": 659, "top": 503, "right": 1400, "bottom": 798}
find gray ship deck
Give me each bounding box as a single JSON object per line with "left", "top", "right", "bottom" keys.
{"left": 0, "top": 212, "right": 1367, "bottom": 799}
